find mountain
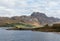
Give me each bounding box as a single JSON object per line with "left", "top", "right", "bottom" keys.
{"left": 0, "top": 15, "right": 40, "bottom": 27}
{"left": 31, "top": 12, "right": 60, "bottom": 25}
{"left": 0, "top": 12, "right": 60, "bottom": 27}
{"left": 11, "top": 15, "right": 40, "bottom": 27}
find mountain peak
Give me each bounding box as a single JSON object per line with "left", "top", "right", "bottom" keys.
{"left": 31, "top": 12, "right": 60, "bottom": 24}
{"left": 31, "top": 12, "right": 47, "bottom": 18}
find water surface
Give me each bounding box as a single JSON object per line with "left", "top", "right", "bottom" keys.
{"left": 0, "top": 28, "right": 60, "bottom": 41}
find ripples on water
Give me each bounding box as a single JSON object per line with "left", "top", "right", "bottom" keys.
{"left": 0, "top": 28, "right": 60, "bottom": 41}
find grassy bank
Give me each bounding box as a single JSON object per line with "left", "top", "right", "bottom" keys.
{"left": 8, "top": 24, "right": 60, "bottom": 32}
{"left": 1, "top": 22, "right": 60, "bottom": 32}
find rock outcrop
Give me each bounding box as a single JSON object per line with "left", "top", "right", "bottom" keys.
{"left": 31, "top": 12, "right": 60, "bottom": 25}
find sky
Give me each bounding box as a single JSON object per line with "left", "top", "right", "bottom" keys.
{"left": 0, "top": 0, "right": 60, "bottom": 18}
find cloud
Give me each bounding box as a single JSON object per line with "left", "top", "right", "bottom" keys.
{"left": 0, "top": 0, "right": 15, "bottom": 8}
{"left": 0, "top": 0, "right": 60, "bottom": 18}
{"left": 47, "top": 1, "right": 59, "bottom": 8}
{"left": 0, "top": 6, "right": 15, "bottom": 17}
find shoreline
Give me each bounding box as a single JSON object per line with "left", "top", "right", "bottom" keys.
{"left": 6, "top": 27, "right": 60, "bottom": 32}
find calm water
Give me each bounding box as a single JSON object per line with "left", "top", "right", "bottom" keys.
{"left": 0, "top": 28, "right": 60, "bottom": 41}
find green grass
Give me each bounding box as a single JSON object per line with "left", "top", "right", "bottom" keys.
{"left": 0, "top": 23, "right": 36, "bottom": 28}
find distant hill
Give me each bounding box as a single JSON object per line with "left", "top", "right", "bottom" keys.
{"left": 0, "top": 15, "right": 40, "bottom": 27}
{"left": 0, "top": 12, "right": 60, "bottom": 27}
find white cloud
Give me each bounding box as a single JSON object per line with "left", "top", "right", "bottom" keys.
{"left": 0, "top": 0, "right": 60, "bottom": 18}
{"left": 18, "top": 1, "right": 28, "bottom": 7}
{"left": 0, "top": 6, "right": 6, "bottom": 10}
{"left": 47, "top": 1, "right": 59, "bottom": 8}
{"left": 0, "top": 6, "right": 16, "bottom": 17}
{"left": 0, "top": 0, "right": 15, "bottom": 8}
